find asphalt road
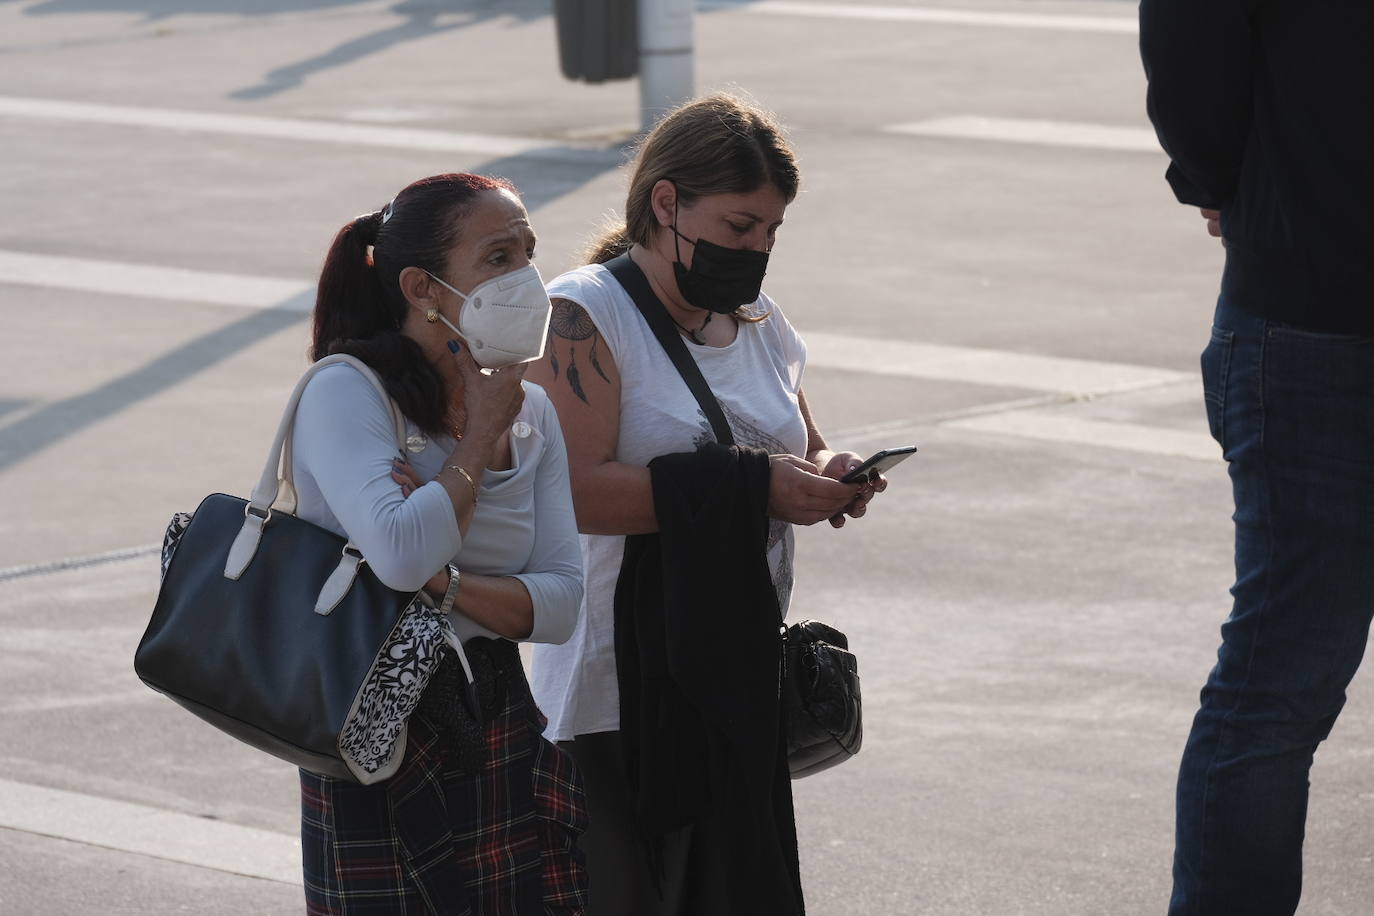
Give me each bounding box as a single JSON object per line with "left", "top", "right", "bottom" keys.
{"left": 2, "top": 1, "right": 1372, "bottom": 914}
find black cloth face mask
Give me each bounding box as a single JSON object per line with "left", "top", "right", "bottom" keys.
{"left": 670, "top": 206, "right": 770, "bottom": 314}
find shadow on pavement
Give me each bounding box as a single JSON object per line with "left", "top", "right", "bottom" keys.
{"left": 0, "top": 0, "right": 626, "bottom": 458}
{"left": 9, "top": 0, "right": 544, "bottom": 21}
{"left": 9, "top": 0, "right": 551, "bottom": 101}
{"left": 0, "top": 141, "right": 625, "bottom": 467}
{"left": 476, "top": 147, "right": 630, "bottom": 211}
{"left": 226, "top": 0, "right": 551, "bottom": 101}
{"left": 0, "top": 293, "right": 310, "bottom": 472}
{"left": 0, "top": 400, "right": 33, "bottom": 421}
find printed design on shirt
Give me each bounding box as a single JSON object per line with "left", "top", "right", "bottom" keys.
{"left": 689, "top": 400, "right": 787, "bottom": 455}
{"left": 773, "top": 549, "right": 795, "bottom": 616}
{"left": 689, "top": 413, "right": 715, "bottom": 453}
{"left": 687, "top": 401, "right": 796, "bottom": 611}
{"left": 548, "top": 299, "right": 611, "bottom": 405}
{"left": 157, "top": 510, "right": 452, "bottom": 781}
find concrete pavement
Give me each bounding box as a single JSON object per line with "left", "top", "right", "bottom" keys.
{"left": 3, "top": 1, "right": 1372, "bottom": 913}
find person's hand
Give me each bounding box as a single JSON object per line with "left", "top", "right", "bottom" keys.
{"left": 1200, "top": 208, "right": 1222, "bottom": 241}
{"left": 391, "top": 457, "right": 424, "bottom": 498}
{"left": 449, "top": 340, "right": 526, "bottom": 446}
{"left": 767, "top": 454, "right": 861, "bottom": 526}
{"left": 816, "top": 450, "right": 889, "bottom": 528}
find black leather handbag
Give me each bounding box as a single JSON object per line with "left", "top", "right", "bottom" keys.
{"left": 781, "top": 619, "right": 863, "bottom": 777}
{"left": 134, "top": 355, "right": 448, "bottom": 784}
{"left": 604, "top": 254, "right": 864, "bottom": 778}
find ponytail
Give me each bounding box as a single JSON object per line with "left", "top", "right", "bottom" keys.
{"left": 583, "top": 221, "right": 633, "bottom": 265}
{"left": 311, "top": 210, "right": 391, "bottom": 361}
{"left": 310, "top": 174, "right": 513, "bottom": 436}
{"left": 310, "top": 206, "right": 447, "bottom": 433}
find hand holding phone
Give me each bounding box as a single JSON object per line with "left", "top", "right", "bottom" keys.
{"left": 839, "top": 445, "right": 918, "bottom": 484}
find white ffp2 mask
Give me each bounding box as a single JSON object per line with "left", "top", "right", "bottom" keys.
{"left": 424, "top": 264, "right": 553, "bottom": 368}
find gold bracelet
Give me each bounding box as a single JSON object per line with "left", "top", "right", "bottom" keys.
{"left": 446, "top": 465, "right": 479, "bottom": 504}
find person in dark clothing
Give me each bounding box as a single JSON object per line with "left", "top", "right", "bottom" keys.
{"left": 615, "top": 443, "right": 803, "bottom": 914}
{"left": 1141, "top": 3, "right": 1374, "bottom": 914}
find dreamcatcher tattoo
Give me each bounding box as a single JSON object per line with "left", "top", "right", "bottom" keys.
{"left": 548, "top": 300, "right": 610, "bottom": 404}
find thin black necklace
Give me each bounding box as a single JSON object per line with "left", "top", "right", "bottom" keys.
{"left": 671, "top": 310, "right": 713, "bottom": 345}
{"left": 634, "top": 248, "right": 715, "bottom": 344}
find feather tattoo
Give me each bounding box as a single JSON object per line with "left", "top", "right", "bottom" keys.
{"left": 550, "top": 301, "right": 604, "bottom": 405}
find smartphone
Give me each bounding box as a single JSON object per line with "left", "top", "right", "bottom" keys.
{"left": 839, "top": 445, "right": 918, "bottom": 484}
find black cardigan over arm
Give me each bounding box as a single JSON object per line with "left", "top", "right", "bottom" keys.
{"left": 615, "top": 443, "right": 804, "bottom": 915}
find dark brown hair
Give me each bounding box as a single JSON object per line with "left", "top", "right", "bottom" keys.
{"left": 311, "top": 173, "right": 514, "bottom": 434}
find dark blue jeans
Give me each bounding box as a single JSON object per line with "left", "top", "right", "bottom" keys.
{"left": 1170, "top": 298, "right": 1374, "bottom": 915}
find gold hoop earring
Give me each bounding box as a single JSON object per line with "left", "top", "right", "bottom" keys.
{"left": 426, "top": 309, "right": 440, "bottom": 323}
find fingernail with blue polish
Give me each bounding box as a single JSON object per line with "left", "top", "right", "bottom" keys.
{"left": 447, "top": 340, "right": 461, "bottom": 354}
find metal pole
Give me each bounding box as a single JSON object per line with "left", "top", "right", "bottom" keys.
{"left": 637, "top": 0, "right": 695, "bottom": 130}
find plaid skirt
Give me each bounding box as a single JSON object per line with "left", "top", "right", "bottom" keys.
{"left": 300, "top": 642, "right": 588, "bottom": 915}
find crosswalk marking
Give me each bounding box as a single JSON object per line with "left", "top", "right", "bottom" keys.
{"left": 0, "top": 249, "right": 1191, "bottom": 400}
{"left": 944, "top": 411, "right": 1218, "bottom": 462}
{"left": 805, "top": 331, "right": 1188, "bottom": 396}
{"left": 0, "top": 247, "right": 1206, "bottom": 468}
{"left": 0, "top": 778, "right": 300, "bottom": 885}
{"left": 0, "top": 97, "right": 1161, "bottom": 171}
{"left": 888, "top": 116, "right": 1161, "bottom": 153}
{"left": 700, "top": 1, "right": 1138, "bottom": 34}
{"left": 0, "top": 249, "right": 311, "bottom": 310}
{"left": 0, "top": 95, "right": 620, "bottom": 164}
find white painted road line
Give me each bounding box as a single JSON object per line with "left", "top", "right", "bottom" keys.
{"left": 888, "top": 116, "right": 1162, "bottom": 153}
{"left": 701, "top": 1, "right": 1138, "bottom": 34}
{"left": 828, "top": 394, "right": 1067, "bottom": 445}
{"left": 805, "top": 331, "right": 1189, "bottom": 396}
{"left": 0, "top": 778, "right": 300, "bottom": 885}
{"left": 0, "top": 95, "right": 621, "bottom": 165}
{"left": 0, "top": 95, "right": 1160, "bottom": 169}
{"left": 944, "top": 412, "right": 1219, "bottom": 462}
{"left": 0, "top": 249, "right": 1190, "bottom": 398}
{"left": 0, "top": 250, "right": 311, "bottom": 310}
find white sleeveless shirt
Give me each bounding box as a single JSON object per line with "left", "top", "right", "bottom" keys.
{"left": 529, "top": 263, "right": 809, "bottom": 741}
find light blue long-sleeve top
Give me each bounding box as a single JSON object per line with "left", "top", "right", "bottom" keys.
{"left": 289, "top": 363, "right": 582, "bottom": 645}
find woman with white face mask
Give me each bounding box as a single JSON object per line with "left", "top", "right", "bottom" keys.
{"left": 526, "top": 95, "right": 888, "bottom": 915}
{"left": 295, "top": 173, "right": 588, "bottom": 912}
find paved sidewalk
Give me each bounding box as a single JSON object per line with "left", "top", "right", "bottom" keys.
{"left": 3, "top": 1, "right": 1372, "bottom": 913}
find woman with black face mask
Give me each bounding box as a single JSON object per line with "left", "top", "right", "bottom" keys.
{"left": 525, "top": 93, "right": 887, "bottom": 915}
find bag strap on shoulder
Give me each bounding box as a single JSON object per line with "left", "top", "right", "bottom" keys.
{"left": 248, "top": 354, "right": 406, "bottom": 516}
{"left": 225, "top": 354, "right": 407, "bottom": 590}
{"left": 603, "top": 254, "right": 735, "bottom": 447}
{"left": 605, "top": 259, "right": 788, "bottom": 628}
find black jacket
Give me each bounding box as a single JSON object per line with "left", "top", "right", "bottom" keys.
{"left": 615, "top": 444, "right": 804, "bottom": 915}
{"left": 1141, "top": 0, "right": 1374, "bottom": 334}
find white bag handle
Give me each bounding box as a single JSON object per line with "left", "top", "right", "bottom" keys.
{"left": 251, "top": 354, "right": 406, "bottom": 514}
{"left": 224, "top": 355, "right": 408, "bottom": 608}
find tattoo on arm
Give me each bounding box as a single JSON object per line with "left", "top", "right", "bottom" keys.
{"left": 551, "top": 301, "right": 596, "bottom": 341}
{"left": 566, "top": 362, "right": 587, "bottom": 404}
{"left": 548, "top": 300, "right": 610, "bottom": 405}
